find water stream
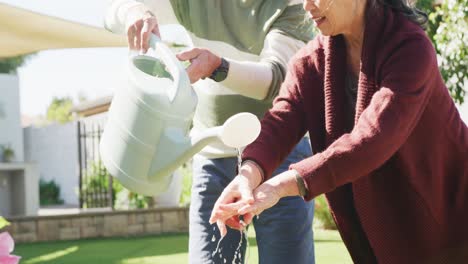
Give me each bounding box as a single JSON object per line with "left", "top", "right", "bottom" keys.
{"left": 212, "top": 227, "right": 225, "bottom": 260}
{"left": 210, "top": 148, "right": 251, "bottom": 263}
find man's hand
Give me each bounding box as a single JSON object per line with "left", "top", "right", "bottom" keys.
{"left": 126, "top": 10, "right": 160, "bottom": 52}
{"left": 176, "top": 48, "right": 222, "bottom": 83}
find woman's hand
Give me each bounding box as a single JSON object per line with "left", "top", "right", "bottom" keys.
{"left": 126, "top": 9, "right": 160, "bottom": 52}
{"left": 237, "top": 181, "right": 282, "bottom": 216}
{"left": 209, "top": 162, "right": 263, "bottom": 237}
{"left": 238, "top": 170, "right": 303, "bottom": 216}
{"left": 176, "top": 48, "right": 222, "bottom": 83}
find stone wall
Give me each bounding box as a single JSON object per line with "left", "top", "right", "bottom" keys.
{"left": 2, "top": 207, "right": 189, "bottom": 243}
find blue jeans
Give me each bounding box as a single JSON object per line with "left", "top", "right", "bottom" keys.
{"left": 189, "top": 138, "right": 315, "bottom": 264}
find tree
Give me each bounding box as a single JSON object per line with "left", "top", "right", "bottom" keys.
{"left": 428, "top": 0, "right": 467, "bottom": 104}
{"left": 418, "top": 0, "right": 467, "bottom": 105}
{"left": 0, "top": 54, "right": 33, "bottom": 74}
{"left": 46, "top": 97, "right": 74, "bottom": 124}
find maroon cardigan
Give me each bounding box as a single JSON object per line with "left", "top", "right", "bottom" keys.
{"left": 242, "top": 6, "right": 468, "bottom": 264}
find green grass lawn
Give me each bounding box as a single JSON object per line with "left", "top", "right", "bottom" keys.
{"left": 15, "top": 229, "right": 352, "bottom": 264}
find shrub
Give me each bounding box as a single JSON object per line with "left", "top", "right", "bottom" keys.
{"left": 114, "top": 188, "right": 151, "bottom": 210}
{"left": 0, "top": 144, "right": 14, "bottom": 163}
{"left": 82, "top": 160, "right": 150, "bottom": 209}
{"left": 417, "top": 0, "right": 467, "bottom": 104}
{"left": 39, "top": 179, "right": 64, "bottom": 206}
{"left": 314, "top": 194, "right": 337, "bottom": 230}
{"left": 179, "top": 162, "right": 193, "bottom": 207}
{"left": 428, "top": 0, "right": 467, "bottom": 104}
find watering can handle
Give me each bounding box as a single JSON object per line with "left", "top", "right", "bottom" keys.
{"left": 129, "top": 34, "right": 191, "bottom": 103}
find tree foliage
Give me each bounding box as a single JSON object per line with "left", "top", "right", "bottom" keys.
{"left": 0, "top": 54, "right": 33, "bottom": 74}
{"left": 314, "top": 195, "right": 337, "bottom": 229}
{"left": 46, "top": 97, "right": 74, "bottom": 124}
{"left": 418, "top": 0, "right": 467, "bottom": 105}
{"left": 429, "top": 0, "right": 467, "bottom": 104}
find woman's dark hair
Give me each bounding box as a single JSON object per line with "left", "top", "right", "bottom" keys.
{"left": 373, "top": 0, "right": 429, "bottom": 28}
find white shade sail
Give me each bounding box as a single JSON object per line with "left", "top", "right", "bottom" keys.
{"left": 0, "top": 3, "right": 126, "bottom": 58}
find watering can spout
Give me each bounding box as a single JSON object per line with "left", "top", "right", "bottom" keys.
{"left": 190, "top": 112, "right": 262, "bottom": 155}
{"left": 147, "top": 113, "right": 261, "bottom": 192}
{"left": 190, "top": 126, "right": 224, "bottom": 151}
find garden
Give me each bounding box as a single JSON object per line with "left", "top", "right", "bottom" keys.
{"left": 0, "top": 0, "right": 466, "bottom": 263}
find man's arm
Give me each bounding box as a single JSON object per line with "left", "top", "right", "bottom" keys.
{"left": 221, "top": 30, "right": 307, "bottom": 100}
{"left": 175, "top": 29, "right": 307, "bottom": 90}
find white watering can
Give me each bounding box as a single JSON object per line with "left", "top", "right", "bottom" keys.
{"left": 100, "top": 35, "right": 261, "bottom": 196}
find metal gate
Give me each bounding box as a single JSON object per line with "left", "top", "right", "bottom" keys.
{"left": 77, "top": 120, "right": 113, "bottom": 209}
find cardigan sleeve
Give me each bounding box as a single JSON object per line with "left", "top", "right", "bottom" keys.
{"left": 241, "top": 55, "right": 311, "bottom": 179}
{"left": 291, "top": 36, "right": 437, "bottom": 201}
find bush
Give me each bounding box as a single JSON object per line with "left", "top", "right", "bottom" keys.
{"left": 114, "top": 188, "right": 151, "bottom": 210}
{"left": 39, "top": 179, "right": 64, "bottom": 206}
{"left": 314, "top": 194, "right": 337, "bottom": 230}
{"left": 428, "top": 0, "right": 467, "bottom": 104}
{"left": 0, "top": 144, "right": 14, "bottom": 163}
{"left": 82, "top": 160, "right": 150, "bottom": 209}
{"left": 418, "top": 0, "right": 467, "bottom": 104}
{"left": 179, "top": 162, "right": 193, "bottom": 207}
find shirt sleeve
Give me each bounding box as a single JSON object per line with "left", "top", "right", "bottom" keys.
{"left": 104, "top": 0, "right": 178, "bottom": 34}
{"left": 221, "top": 30, "right": 306, "bottom": 100}
{"left": 291, "top": 36, "right": 436, "bottom": 201}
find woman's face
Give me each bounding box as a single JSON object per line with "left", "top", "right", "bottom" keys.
{"left": 303, "top": 0, "right": 362, "bottom": 36}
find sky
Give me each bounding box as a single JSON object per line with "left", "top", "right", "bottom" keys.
{"left": 2, "top": 0, "right": 468, "bottom": 122}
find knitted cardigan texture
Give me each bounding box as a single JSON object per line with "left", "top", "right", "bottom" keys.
{"left": 243, "top": 5, "right": 468, "bottom": 264}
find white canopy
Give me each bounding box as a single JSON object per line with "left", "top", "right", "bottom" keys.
{"left": 0, "top": 3, "right": 126, "bottom": 58}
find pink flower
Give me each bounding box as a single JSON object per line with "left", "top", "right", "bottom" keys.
{"left": 0, "top": 232, "right": 21, "bottom": 264}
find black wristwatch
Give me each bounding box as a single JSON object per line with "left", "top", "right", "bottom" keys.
{"left": 209, "top": 58, "right": 229, "bottom": 82}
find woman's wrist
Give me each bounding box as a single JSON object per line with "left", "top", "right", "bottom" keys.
{"left": 239, "top": 160, "right": 264, "bottom": 188}
{"left": 268, "top": 170, "right": 303, "bottom": 198}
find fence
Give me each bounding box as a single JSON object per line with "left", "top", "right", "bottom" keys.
{"left": 77, "top": 120, "right": 113, "bottom": 209}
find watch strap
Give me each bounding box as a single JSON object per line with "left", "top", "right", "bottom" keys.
{"left": 209, "top": 57, "right": 229, "bottom": 82}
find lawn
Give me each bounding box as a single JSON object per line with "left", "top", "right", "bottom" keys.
{"left": 15, "top": 229, "right": 352, "bottom": 264}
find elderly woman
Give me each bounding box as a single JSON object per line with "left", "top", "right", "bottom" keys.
{"left": 209, "top": 0, "right": 468, "bottom": 263}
